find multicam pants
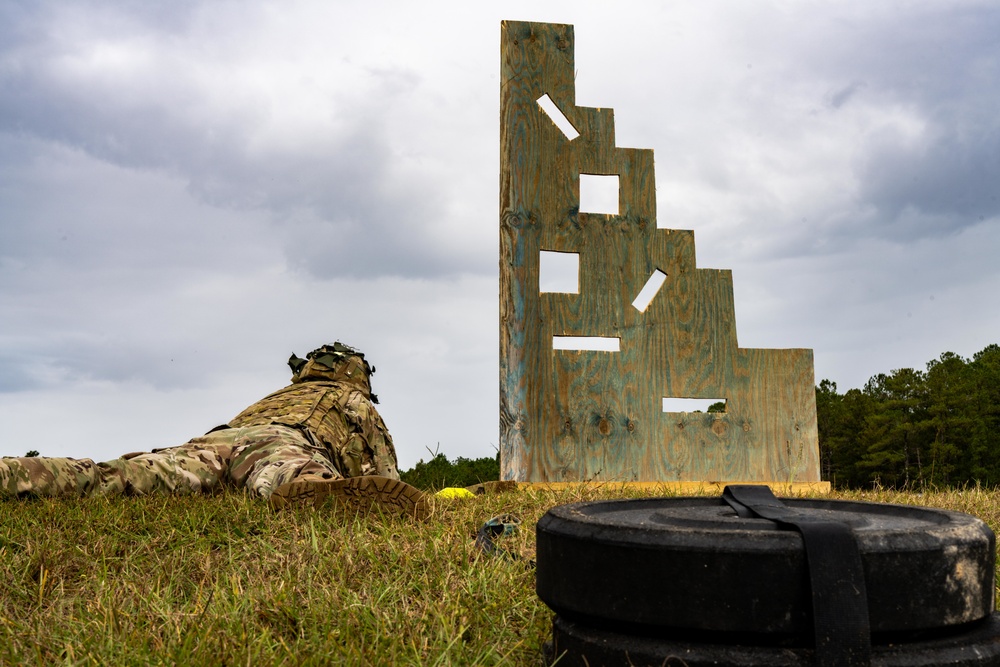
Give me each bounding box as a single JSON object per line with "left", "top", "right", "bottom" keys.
{"left": 0, "top": 424, "right": 343, "bottom": 500}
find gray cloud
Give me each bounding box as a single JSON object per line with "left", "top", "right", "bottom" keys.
{"left": 827, "top": 81, "right": 866, "bottom": 110}
{"left": 0, "top": 2, "right": 484, "bottom": 282}
{"left": 858, "top": 121, "right": 1000, "bottom": 226}
{"left": 805, "top": 5, "right": 1000, "bottom": 239}
{"left": 0, "top": 354, "right": 41, "bottom": 393}
{"left": 653, "top": 4, "right": 1000, "bottom": 254}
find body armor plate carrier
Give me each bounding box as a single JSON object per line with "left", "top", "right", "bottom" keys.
{"left": 228, "top": 381, "right": 399, "bottom": 480}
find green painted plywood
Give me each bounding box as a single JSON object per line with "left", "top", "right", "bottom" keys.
{"left": 499, "top": 20, "right": 820, "bottom": 482}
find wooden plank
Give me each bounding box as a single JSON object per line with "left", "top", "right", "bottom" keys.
{"left": 500, "top": 20, "right": 821, "bottom": 483}
{"left": 515, "top": 481, "right": 832, "bottom": 495}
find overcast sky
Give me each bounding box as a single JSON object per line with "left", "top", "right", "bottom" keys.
{"left": 2, "top": 1, "right": 998, "bottom": 469}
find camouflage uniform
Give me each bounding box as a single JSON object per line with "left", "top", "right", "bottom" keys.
{"left": 0, "top": 343, "right": 399, "bottom": 500}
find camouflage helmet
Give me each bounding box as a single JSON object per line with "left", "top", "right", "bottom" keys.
{"left": 288, "top": 342, "right": 378, "bottom": 402}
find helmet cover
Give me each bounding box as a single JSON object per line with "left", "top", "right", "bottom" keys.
{"left": 288, "top": 342, "right": 378, "bottom": 402}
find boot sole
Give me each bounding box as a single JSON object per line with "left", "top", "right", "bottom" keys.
{"left": 270, "top": 476, "right": 433, "bottom": 521}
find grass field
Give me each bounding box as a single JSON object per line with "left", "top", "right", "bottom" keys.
{"left": 2, "top": 485, "right": 999, "bottom": 665}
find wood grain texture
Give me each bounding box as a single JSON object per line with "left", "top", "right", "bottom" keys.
{"left": 500, "top": 20, "right": 821, "bottom": 482}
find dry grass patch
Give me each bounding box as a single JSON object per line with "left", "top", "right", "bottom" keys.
{"left": 2, "top": 485, "right": 999, "bottom": 664}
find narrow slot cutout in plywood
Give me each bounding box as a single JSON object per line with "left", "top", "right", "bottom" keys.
{"left": 553, "top": 336, "right": 621, "bottom": 352}
{"left": 632, "top": 270, "right": 667, "bottom": 312}
{"left": 662, "top": 398, "right": 727, "bottom": 413}
{"left": 537, "top": 94, "right": 580, "bottom": 140}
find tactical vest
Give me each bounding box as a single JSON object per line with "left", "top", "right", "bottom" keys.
{"left": 228, "top": 381, "right": 399, "bottom": 479}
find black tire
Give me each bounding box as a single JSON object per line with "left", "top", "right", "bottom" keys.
{"left": 548, "top": 613, "right": 1000, "bottom": 667}
{"left": 536, "top": 496, "right": 994, "bottom": 636}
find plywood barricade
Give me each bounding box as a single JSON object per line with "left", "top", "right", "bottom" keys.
{"left": 499, "top": 20, "right": 821, "bottom": 484}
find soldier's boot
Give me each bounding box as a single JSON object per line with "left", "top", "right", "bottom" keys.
{"left": 464, "top": 480, "right": 519, "bottom": 496}
{"left": 269, "top": 475, "right": 433, "bottom": 521}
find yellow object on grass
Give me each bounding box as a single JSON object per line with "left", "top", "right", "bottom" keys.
{"left": 435, "top": 487, "right": 476, "bottom": 499}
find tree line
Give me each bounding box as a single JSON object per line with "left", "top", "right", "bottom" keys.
{"left": 818, "top": 343, "right": 1000, "bottom": 489}
{"left": 400, "top": 451, "right": 500, "bottom": 490}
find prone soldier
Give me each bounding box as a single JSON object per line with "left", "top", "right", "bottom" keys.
{"left": 0, "top": 342, "right": 432, "bottom": 520}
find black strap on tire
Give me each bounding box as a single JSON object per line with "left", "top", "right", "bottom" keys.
{"left": 723, "top": 485, "right": 871, "bottom": 667}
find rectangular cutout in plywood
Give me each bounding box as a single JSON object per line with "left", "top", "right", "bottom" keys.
{"left": 579, "top": 174, "right": 620, "bottom": 215}
{"left": 539, "top": 250, "right": 579, "bottom": 293}
{"left": 500, "top": 21, "right": 820, "bottom": 483}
